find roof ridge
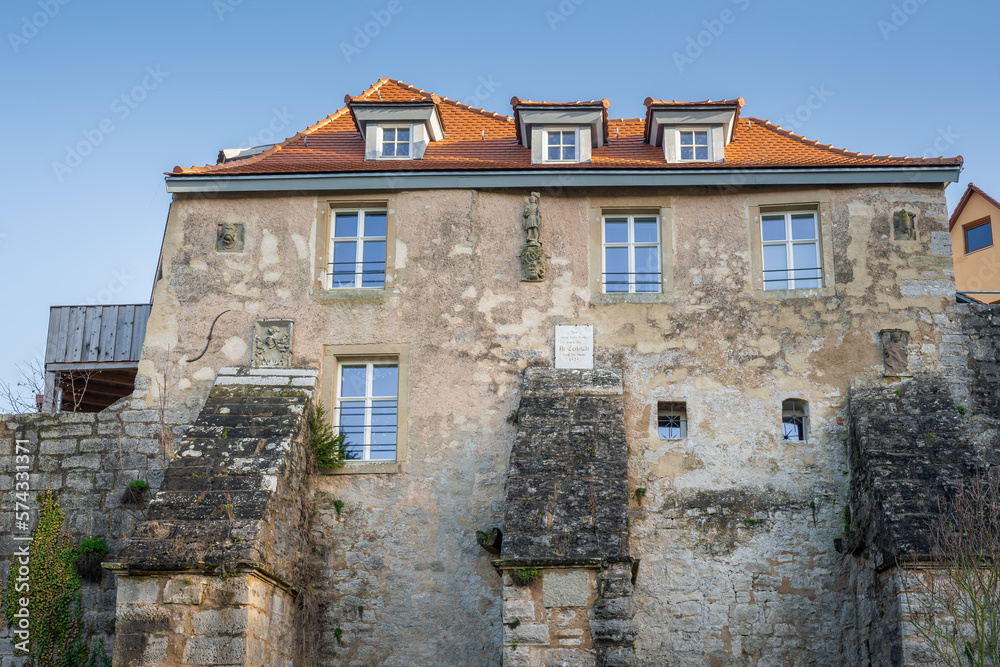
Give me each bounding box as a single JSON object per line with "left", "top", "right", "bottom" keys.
{"left": 435, "top": 94, "right": 513, "bottom": 122}
{"left": 747, "top": 116, "right": 961, "bottom": 164}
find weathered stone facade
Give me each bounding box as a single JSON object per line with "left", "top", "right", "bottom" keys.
{"left": 842, "top": 304, "right": 1000, "bottom": 666}
{"left": 0, "top": 398, "right": 169, "bottom": 664}
{"left": 111, "top": 367, "right": 316, "bottom": 666}
{"left": 5, "top": 78, "right": 996, "bottom": 664}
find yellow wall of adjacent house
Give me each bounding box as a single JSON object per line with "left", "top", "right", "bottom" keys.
{"left": 952, "top": 191, "right": 1000, "bottom": 303}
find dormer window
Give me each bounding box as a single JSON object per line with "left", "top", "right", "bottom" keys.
{"left": 545, "top": 128, "right": 578, "bottom": 162}
{"left": 347, "top": 100, "right": 444, "bottom": 161}
{"left": 644, "top": 97, "right": 743, "bottom": 165}
{"left": 511, "top": 97, "right": 609, "bottom": 165}
{"left": 380, "top": 126, "right": 411, "bottom": 159}
{"left": 678, "top": 129, "right": 710, "bottom": 161}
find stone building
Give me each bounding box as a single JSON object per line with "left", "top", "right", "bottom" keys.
{"left": 3, "top": 78, "right": 998, "bottom": 666}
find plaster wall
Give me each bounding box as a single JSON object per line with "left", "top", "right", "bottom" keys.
{"left": 136, "top": 182, "right": 955, "bottom": 665}
{"left": 950, "top": 192, "right": 1000, "bottom": 301}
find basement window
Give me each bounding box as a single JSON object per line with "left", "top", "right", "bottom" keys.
{"left": 782, "top": 399, "right": 808, "bottom": 441}
{"left": 657, "top": 402, "right": 687, "bottom": 439}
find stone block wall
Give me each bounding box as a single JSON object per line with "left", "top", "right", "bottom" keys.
{"left": 0, "top": 399, "right": 167, "bottom": 664}
{"left": 499, "top": 368, "right": 635, "bottom": 667}
{"left": 842, "top": 303, "right": 1000, "bottom": 666}
{"left": 112, "top": 571, "right": 295, "bottom": 667}
{"left": 112, "top": 367, "right": 317, "bottom": 667}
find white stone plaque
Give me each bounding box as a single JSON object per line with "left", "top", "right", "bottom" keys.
{"left": 554, "top": 325, "right": 594, "bottom": 370}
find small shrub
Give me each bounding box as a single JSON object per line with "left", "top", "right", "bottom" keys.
{"left": 75, "top": 538, "right": 108, "bottom": 583}
{"left": 957, "top": 405, "right": 966, "bottom": 416}
{"left": 309, "top": 404, "right": 347, "bottom": 470}
{"left": 510, "top": 567, "right": 541, "bottom": 586}
{"left": 333, "top": 499, "right": 345, "bottom": 517}
{"left": 333, "top": 627, "right": 344, "bottom": 644}
{"left": 123, "top": 479, "right": 150, "bottom": 505}
{"left": 634, "top": 487, "right": 647, "bottom": 504}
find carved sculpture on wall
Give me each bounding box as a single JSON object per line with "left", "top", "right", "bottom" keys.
{"left": 893, "top": 210, "right": 916, "bottom": 241}
{"left": 520, "top": 192, "right": 544, "bottom": 282}
{"left": 217, "top": 222, "right": 245, "bottom": 252}
{"left": 252, "top": 320, "right": 292, "bottom": 368}
{"left": 880, "top": 329, "right": 910, "bottom": 376}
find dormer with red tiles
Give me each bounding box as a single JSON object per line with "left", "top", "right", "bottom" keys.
{"left": 511, "top": 97, "right": 610, "bottom": 164}
{"left": 644, "top": 97, "right": 743, "bottom": 164}
{"left": 346, "top": 87, "right": 444, "bottom": 161}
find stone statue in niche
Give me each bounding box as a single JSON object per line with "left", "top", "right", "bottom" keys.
{"left": 252, "top": 320, "right": 292, "bottom": 368}
{"left": 880, "top": 329, "right": 910, "bottom": 376}
{"left": 893, "top": 210, "right": 916, "bottom": 241}
{"left": 520, "top": 192, "right": 545, "bottom": 282}
{"left": 217, "top": 222, "right": 245, "bottom": 252}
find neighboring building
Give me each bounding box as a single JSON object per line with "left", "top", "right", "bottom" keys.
{"left": 950, "top": 182, "right": 1000, "bottom": 303}
{"left": 9, "top": 78, "right": 1000, "bottom": 667}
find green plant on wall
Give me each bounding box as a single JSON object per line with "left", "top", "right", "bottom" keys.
{"left": 309, "top": 404, "right": 347, "bottom": 470}
{"left": 2, "top": 491, "right": 110, "bottom": 666}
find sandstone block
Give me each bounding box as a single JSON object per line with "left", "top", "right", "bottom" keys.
{"left": 543, "top": 570, "right": 591, "bottom": 608}
{"left": 164, "top": 578, "right": 203, "bottom": 605}
{"left": 509, "top": 622, "right": 551, "bottom": 646}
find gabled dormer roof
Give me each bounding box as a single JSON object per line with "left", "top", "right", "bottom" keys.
{"left": 949, "top": 183, "right": 1000, "bottom": 230}
{"left": 168, "top": 78, "right": 963, "bottom": 187}
{"left": 510, "top": 97, "right": 610, "bottom": 148}
{"left": 344, "top": 84, "right": 444, "bottom": 141}
{"left": 643, "top": 97, "right": 744, "bottom": 145}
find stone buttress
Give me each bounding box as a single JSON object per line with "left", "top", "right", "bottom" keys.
{"left": 108, "top": 367, "right": 317, "bottom": 667}
{"left": 497, "top": 368, "right": 636, "bottom": 667}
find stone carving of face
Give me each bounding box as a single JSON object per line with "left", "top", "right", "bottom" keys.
{"left": 221, "top": 222, "right": 238, "bottom": 250}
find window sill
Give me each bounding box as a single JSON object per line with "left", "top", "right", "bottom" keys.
{"left": 309, "top": 287, "right": 401, "bottom": 303}
{"left": 323, "top": 460, "right": 402, "bottom": 475}
{"left": 752, "top": 285, "right": 835, "bottom": 300}
{"left": 592, "top": 292, "right": 672, "bottom": 305}
{"left": 965, "top": 244, "right": 994, "bottom": 256}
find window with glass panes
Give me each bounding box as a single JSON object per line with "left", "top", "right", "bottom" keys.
{"left": 602, "top": 214, "right": 661, "bottom": 293}
{"left": 335, "top": 361, "right": 398, "bottom": 461}
{"left": 679, "top": 130, "right": 709, "bottom": 161}
{"left": 381, "top": 126, "right": 410, "bottom": 158}
{"left": 761, "top": 211, "right": 821, "bottom": 290}
{"left": 781, "top": 399, "right": 808, "bottom": 441}
{"left": 964, "top": 217, "right": 993, "bottom": 253}
{"left": 546, "top": 129, "right": 577, "bottom": 161}
{"left": 329, "top": 209, "right": 387, "bottom": 289}
{"left": 657, "top": 402, "right": 687, "bottom": 439}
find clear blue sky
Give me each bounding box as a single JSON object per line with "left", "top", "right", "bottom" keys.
{"left": 1, "top": 0, "right": 997, "bottom": 406}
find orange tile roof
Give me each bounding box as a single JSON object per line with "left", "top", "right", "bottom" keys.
{"left": 170, "top": 78, "right": 963, "bottom": 177}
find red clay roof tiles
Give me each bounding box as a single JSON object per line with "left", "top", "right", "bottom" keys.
{"left": 170, "top": 78, "right": 963, "bottom": 177}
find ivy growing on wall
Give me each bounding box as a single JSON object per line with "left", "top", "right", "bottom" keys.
{"left": 1, "top": 491, "right": 111, "bottom": 666}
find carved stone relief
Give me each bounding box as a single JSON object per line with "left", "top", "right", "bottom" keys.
{"left": 520, "top": 192, "right": 544, "bottom": 282}
{"left": 880, "top": 329, "right": 910, "bottom": 376}
{"left": 892, "top": 210, "right": 916, "bottom": 241}
{"left": 252, "top": 320, "right": 292, "bottom": 368}
{"left": 217, "top": 222, "right": 245, "bottom": 252}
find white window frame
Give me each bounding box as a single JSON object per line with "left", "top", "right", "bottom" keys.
{"left": 542, "top": 127, "right": 579, "bottom": 163}
{"left": 334, "top": 358, "right": 399, "bottom": 462}
{"left": 601, "top": 213, "right": 662, "bottom": 294}
{"left": 328, "top": 208, "right": 387, "bottom": 289}
{"left": 781, "top": 399, "right": 809, "bottom": 441}
{"left": 378, "top": 124, "right": 413, "bottom": 160}
{"left": 677, "top": 128, "right": 711, "bottom": 162}
{"left": 657, "top": 401, "right": 687, "bottom": 439}
{"left": 760, "top": 211, "right": 822, "bottom": 291}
